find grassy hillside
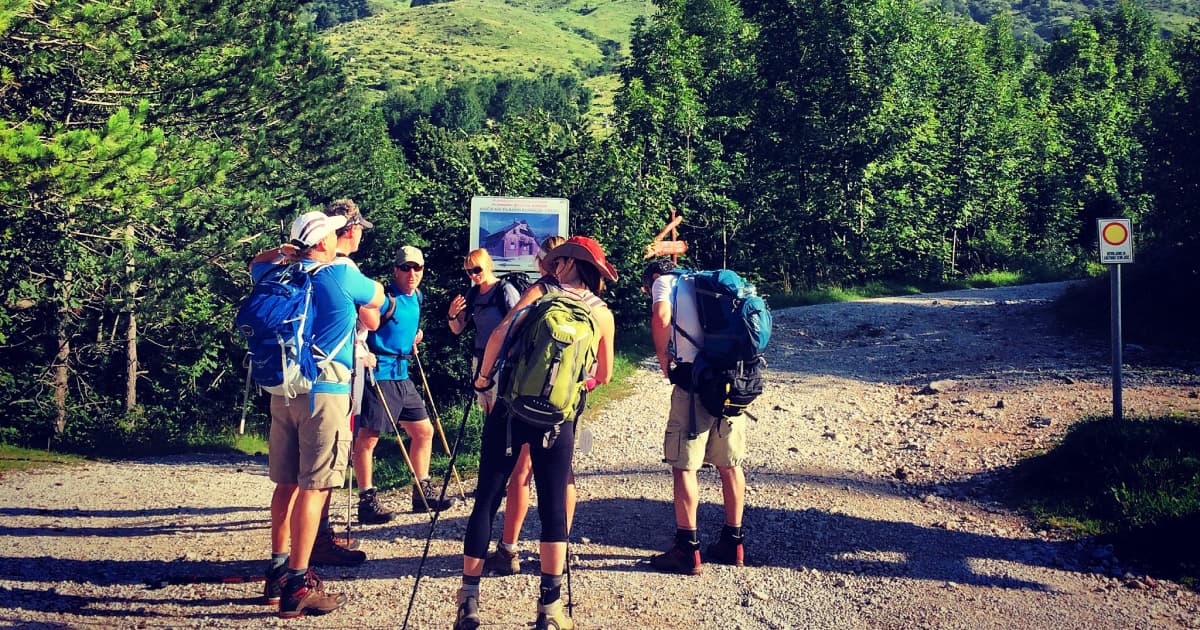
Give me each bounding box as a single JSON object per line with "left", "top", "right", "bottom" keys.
{"left": 931, "top": 1, "right": 1198, "bottom": 45}
{"left": 327, "top": 0, "right": 651, "bottom": 93}
{"left": 325, "top": 0, "right": 1196, "bottom": 125}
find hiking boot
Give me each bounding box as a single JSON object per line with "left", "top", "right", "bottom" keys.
{"left": 263, "top": 564, "right": 286, "bottom": 605}
{"left": 277, "top": 569, "right": 345, "bottom": 619}
{"left": 332, "top": 533, "right": 360, "bottom": 550}
{"left": 534, "top": 598, "right": 574, "bottom": 630}
{"left": 452, "top": 588, "right": 481, "bottom": 630}
{"left": 412, "top": 478, "right": 459, "bottom": 513}
{"left": 483, "top": 545, "right": 521, "bottom": 576}
{"left": 649, "top": 545, "right": 702, "bottom": 576}
{"left": 310, "top": 530, "right": 367, "bottom": 566}
{"left": 706, "top": 536, "right": 745, "bottom": 567}
{"left": 358, "top": 488, "right": 395, "bottom": 525}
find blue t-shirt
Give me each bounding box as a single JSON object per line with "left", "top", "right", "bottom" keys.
{"left": 249, "top": 259, "right": 378, "bottom": 394}
{"left": 368, "top": 284, "right": 421, "bottom": 381}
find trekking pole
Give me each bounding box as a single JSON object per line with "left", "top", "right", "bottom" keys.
{"left": 370, "top": 370, "right": 433, "bottom": 516}
{"left": 401, "top": 395, "right": 474, "bottom": 630}
{"left": 413, "top": 351, "right": 468, "bottom": 499}
{"left": 346, "top": 422, "right": 355, "bottom": 543}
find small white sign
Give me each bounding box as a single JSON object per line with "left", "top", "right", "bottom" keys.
{"left": 1097, "top": 218, "right": 1133, "bottom": 264}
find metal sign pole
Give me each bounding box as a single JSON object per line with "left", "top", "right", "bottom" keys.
{"left": 1110, "top": 263, "right": 1123, "bottom": 421}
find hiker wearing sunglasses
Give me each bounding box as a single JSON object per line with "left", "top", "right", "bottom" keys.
{"left": 357, "top": 245, "right": 459, "bottom": 521}
{"left": 454, "top": 236, "right": 617, "bottom": 630}
{"left": 447, "top": 248, "right": 521, "bottom": 413}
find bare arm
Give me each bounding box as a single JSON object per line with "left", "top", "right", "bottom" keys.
{"left": 357, "top": 282, "right": 385, "bottom": 332}
{"left": 651, "top": 300, "right": 672, "bottom": 379}
{"left": 592, "top": 306, "right": 616, "bottom": 385}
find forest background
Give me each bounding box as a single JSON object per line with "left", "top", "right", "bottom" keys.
{"left": 2, "top": 0, "right": 1199, "bottom": 454}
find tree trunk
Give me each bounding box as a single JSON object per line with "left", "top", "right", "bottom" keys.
{"left": 54, "top": 271, "right": 73, "bottom": 435}
{"left": 125, "top": 224, "right": 139, "bottom": 411}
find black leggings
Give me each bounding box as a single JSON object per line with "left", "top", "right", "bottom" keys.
{"left": 463, "top": 401, "right": 575, "bottom": 559}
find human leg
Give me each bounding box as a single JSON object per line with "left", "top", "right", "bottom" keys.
{"left": 278, "top": 391, "right": 351, "bottom": 618}
{"left": 484, "top": 443, "right": 531, "bottom": 576}
{"left": 352, "top": 428, "right": 380, "bottom": 490}
{"left": 266, "top": 396, "right": 303, "bottom": 603}
{"left": 523, "top": 421, "right": 575, "bottom": 628}
{"left": 651, "top": 386, "right": 711, "bottom": 575}
{"left": 458, "top": 406, "right": 520, "bottom": 628}
{"left": 704, "top": 415, "right": 748, "bottom": 566}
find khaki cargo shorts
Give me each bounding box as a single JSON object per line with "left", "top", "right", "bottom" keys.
{"left": 268, "top": 392, "right": 352, "bottom": 490}
{"left": 662, "top": 385, "right": 747, "bottom": 471}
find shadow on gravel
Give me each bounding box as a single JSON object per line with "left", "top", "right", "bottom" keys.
{"left": 570, "top": 496, "right": 1065, "bottom": 591}
{"left": 0, "top": 581, "right": 267, "bottom": 624}
{"left": 0, "top": 505, "right": 265, "bottom": 537}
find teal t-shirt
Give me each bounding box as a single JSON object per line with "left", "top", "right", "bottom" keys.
{"left": 368, "top": 285, "right": 421, "bottom": 381}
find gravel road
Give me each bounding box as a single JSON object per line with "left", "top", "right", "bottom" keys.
{"left": 2, "top": 281, "right": 1199, "bottom": 629}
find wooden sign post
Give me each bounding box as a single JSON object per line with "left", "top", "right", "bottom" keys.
{"left": 644, "top": 209, "right": 687, "bottom": 262}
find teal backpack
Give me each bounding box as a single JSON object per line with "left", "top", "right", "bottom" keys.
{"left": 496, "top": 290, "right": 602, "bottom": 451}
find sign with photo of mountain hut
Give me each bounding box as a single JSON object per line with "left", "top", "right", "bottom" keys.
{"left": 469, "top": 196, "right": 569, "bottom": 273}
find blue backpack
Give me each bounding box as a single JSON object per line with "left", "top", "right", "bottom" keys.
{"left": 670, "top": 269, "right": 772, "bottom": 425}
{"left": 236, "top": 262, "right": 341, "bottom": 399}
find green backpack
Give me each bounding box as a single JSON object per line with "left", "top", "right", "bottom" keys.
{"left": 497, "top": 291, "right": 602, "bottom": 436}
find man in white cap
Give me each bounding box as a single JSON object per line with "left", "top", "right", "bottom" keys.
{"left": 247, "top": 210, "right": 385, "bottom": 618}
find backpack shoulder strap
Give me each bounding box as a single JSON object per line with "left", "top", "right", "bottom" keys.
{"left": 379, "top": 285, "right": 399, "bottom": 327}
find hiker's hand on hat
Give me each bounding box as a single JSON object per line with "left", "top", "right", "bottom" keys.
{"left": 279, "top": 243, "right": 301, "bottom": 261}
{"left": 473, "top": 374, "right": 493, "bottom": 392}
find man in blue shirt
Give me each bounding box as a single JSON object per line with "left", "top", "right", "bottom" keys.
{"left": 357, "top": 245, "right": 459, "bottom": 521}
{"left": 249, "top": 211, "right": 385, "bottom": 618}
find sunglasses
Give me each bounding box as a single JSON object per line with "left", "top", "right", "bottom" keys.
{"left": 396, "top": 264, "right": 423, "bottom": 273}
{"left": 464, "top": 266, "right": 484, "bottom": 276}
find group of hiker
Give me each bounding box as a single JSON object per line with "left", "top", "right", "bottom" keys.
{"left": 241, "top": 199, "right": 767, "bottom": 628}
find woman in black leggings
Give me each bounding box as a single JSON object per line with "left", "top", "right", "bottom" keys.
{"left": 453, "top": 236, "right": 618, "bottom": 630}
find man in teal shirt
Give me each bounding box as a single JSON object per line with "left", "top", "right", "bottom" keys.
{"left": 356, "top": 245, "right": 458, "bottom": 520}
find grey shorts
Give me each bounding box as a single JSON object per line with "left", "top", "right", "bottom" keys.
{"left": 359, "top": 378, "right": 428, "bottom": 432}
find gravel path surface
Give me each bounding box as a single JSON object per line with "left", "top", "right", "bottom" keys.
{"left": 2, "top": 281, "right": 1199, "bottom": 629}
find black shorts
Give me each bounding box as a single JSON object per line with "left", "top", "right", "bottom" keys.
{"left": 358, "top": 379, "right": 428, "bottom": 433}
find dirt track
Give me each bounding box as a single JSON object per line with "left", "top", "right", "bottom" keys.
{"left": 1, "top": 281, "right": 1199, "bottom": 629}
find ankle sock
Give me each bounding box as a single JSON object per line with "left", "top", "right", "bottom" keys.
{"left": 539, "top": 573, "right": 563, "bottom": 605}
{"left": 462, "top": 574, "right": 481, "bottom": 588}
{"left": 270, "top": 553, "right": 288, "bottom": 571}
{"left": 675, "top": 528, "right": 699, "bottom": 549}
{"left": 500, "top": 542, "right": 518, "bottom": 554}
{"left": 721, "top": 524, "right": 744, "bottom": 541}
{"left": 285, "top": 567, "right": 307, "bottom": 589}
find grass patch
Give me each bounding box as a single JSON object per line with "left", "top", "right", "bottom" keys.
{"left": 0, "top": 444, "right": 84, "bottom": 473}
{"left": 228, "top": 432, "right": 270, "bottom": 457}
{"left": 1008, "top": 415, "right": 1200, "bottom": 581}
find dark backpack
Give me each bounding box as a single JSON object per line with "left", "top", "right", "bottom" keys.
{"left": 236, "top": 263, "right": 345, "bottom": 398}
{"left": 465, "top": 272, "right": 534, "bottom": 321}
{"left": 670, "top": 269, "right": 772, "bottom": 424}
{"left": 495, "top": 290, "right": 602, "bottom": 452}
